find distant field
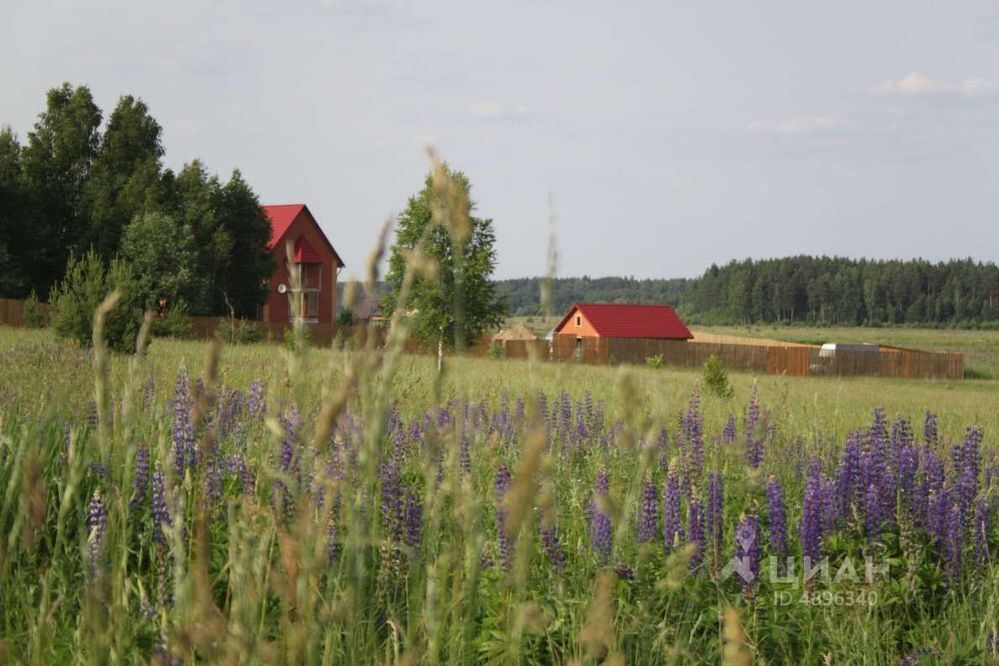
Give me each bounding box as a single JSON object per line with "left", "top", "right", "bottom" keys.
{"left": 506, "top": 317, "right": 999, "bottom": 379}
{"left": 696, "top": 324, "right": 999, "bottom": 379}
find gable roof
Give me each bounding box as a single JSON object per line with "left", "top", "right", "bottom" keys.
{"left": 262, "top": 203, "right": 345, "bottom": 267}
{"left": 555, "top": 303, "right": 693, "bottom": 340}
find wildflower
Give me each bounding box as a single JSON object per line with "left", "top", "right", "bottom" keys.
{"left": 688, "top": 497, "right": 705, "bottom": 573}
{"left": 663, "top": 467, "right": 684, "bottom": 552}
{"left": 766, "top": 477, "right": 787, "bottom": 565}
{"left": 131, "top": 444, "right": 150, "bottom": 511}
{"left": 247, "top": 379, "right": 266, "bottom": 418}
{"left": 541, "top": 524, "right": 568, "bottom": 573}
{"left": 589, "top": 469, "right": 612, "bottom": 561}
{"left": 800, "top": 458, "right": 823, "bottom": 564}
{"left": 494, "top": 464, "right": 512, "bottom": 570}
{"left": 864, "top": 483, "right": 881, "bottom": 542}
{"left": 637, "top": 475, "right": 657, "bottom": 543}
{"left": 722, "top": 414, "right": 736, "bottom": 445}
{"left": 171, "top": 371, "right": 194, "bottom": 476}
{"left": 87, "top": 490, "right": 106, "bottom": 576}
{"left": 152, "top": 468, "right": 171, "bottom": 544}
{"left": 923, "top": 411, "right": 938, "bottom": 447}
{"left": 734, "top": 513, "right": 760, "bottom": 594}
{"left": 403, "top": 486, "right": 423, "bottom": 555}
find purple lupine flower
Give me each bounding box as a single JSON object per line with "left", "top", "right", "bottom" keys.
{"left": 152, "top": 467, "right": 171, "bottom": 544}
{"left": 589, "top": 469, "right": 612, "bottom": 561}
{"left": 682, "top": 394, "right": 704, "bottom": 480}
{"left": 688, "top": 497, "right": 705, "bottom": 573}
{"left": 637, "top": 475, "right": 658, "bottom": 543}
{"left": 766, "top": 477, "right": 788, "bottom": 565}
{"left": 945, "top": 499, "right": 963, "bottom": 581}
{"left": 955, "top": 426, "right": 982, "bottom": 525}
{"left": 891, "top": 416, "right": 913, "bottom": 449}
{"left": 459, "top": 433, "right": 471, "bottom": 476}
{"left": 247, "top": 379, "right": 265, "bottom": 418}
{"left": 540, "top": 524, "right": 568, "bottom": 573}
{"left": 706, "top": 472, "right": 724, "bottom": 568}
{"left": 494, "top": 464, "right": 512, "bottom": 570}
{"left": 131, "top": 444, "right": 150, "bottom": 510}
{"left": 663, "top": 467, "right": 684, "bottom": 552}
{"left": 864, "top": 483, "right": 882, "bottom": 542}
{"left": 381, "top": 458, "right": 404, "bottom": 543}
{"left": 206, "top": 459, "right": 222, "bottom": 504}
{"left": 722, "top": 414, "right": 737, "bottom": 445}
{"left": 744, "top": 389, "right": 764, "bottom": 468}
{"left": 403, "top": 487, "right": 423, "bottom": 555}
{"left": 656, "top": 427, "right": 670, "bottom": 470}
{"left": 87, "top": 490, "right": 106, "bottom": 576}
{"left": 820, "top": 472, "right": 839, "bottom": 531}
{"left": 734, "top": 513, "right": 760, "bottom": 594}
{"left": 973, "top": 495, "right": 991, "bottom": 566}
{"left": 171, "top": 371, "right": 195, "bottom": 477}
{"left": 923, "top": 412, "right": 938, "bottom": 448}
{"left": 927, "top": 486, "right": 950, "bottom": 548}
{"left": 897, "top": 444, "right": 919, "bottom": 523}
{"left": 800, "top": 457, "right": 823, "bottom": 564}
{"left": 836, "top": 433, "right": 863, "bottom": 519}
{"left": 921, "top": 450, "right": 946, "bottom": 532}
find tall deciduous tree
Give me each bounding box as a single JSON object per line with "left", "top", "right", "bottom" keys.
{"left": 86, "top": 95, "right": 166, "bottom": 258}
{"left": 384, "top": 163, "right": 506, "bottom": 354}
{"left": 121, "top": 211, "right": 203, "bottom": 311}
{"left": 212, "top": 170, "right": 274, "bottom": 318}
{"left": 20, "top": 83, "right": 102, "bottom": 296}
{"left": 0, "top": 127, "right": 25, "bottom": 296}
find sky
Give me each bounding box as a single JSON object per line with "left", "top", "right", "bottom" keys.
{"left": 2, "top": 0, "right": 998, "bottom": 279}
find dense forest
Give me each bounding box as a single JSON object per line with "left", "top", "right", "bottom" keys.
{"left": 495, "top": 276, "right": 692, "bottom": 316}
{"left": 0, "top": 83, "right": 273, "bottom": 317}
{"left": 493, "top": 257, "right": 999, "bottom": 327}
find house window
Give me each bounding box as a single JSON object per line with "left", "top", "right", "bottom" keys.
{"left": 302, "top": 291, "right": 319, "bottom": 319}
{"left": 575, "top": 315, "right": 581, "bottom": 327}
{"left": 295, "top": 263, "right": 322, "bottom": 290}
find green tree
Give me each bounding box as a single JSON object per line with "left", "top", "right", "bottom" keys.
{"left": 0, "top": 127, "right": 25, "bottom": 296}
{"left": 85, "top": 95, "right": 166, "bottom": 258}
{"left": 48, "top": 249, "right": 144, "bottom": 352}
{"left": 212, "top": 170, "right": 274, "bottom": 318}
{"left": 121, "top": 211, "right": 202, "bottom": 311}
{"left": 20, "top": 83, "right": 102, "bottom": 296}
{"left": 384, "top": 163, "right": 506, "bottom": 353}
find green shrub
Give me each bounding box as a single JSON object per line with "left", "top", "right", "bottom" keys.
{"left": 151, "top": 301, "right": 195, "bottom": 339}
{"left": 283, "top": 325, "right": 311, "bottom": 351}
{"left": 645, "top": 354, "right": 664, "bottom": 369}
{"left": 216, "top": 318, "right": 262, "bottom": 345}
{"left": 23, "top": 291, "right": 46, "bottom": 328}
{"left": 48, "top": 251, "right": 144, "bottom": 353}
{"left": 337, "top": 309, "right": 356, "bottom": 326}
{"left": 702, "top": 354, "right": 734, "bottom": 397}
{"left": 488, "top": 342, "right": 506, "bottom": 359}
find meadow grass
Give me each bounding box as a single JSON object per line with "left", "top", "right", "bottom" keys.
{"left": 0, "top": 324, "right": 998, "bottom": 664}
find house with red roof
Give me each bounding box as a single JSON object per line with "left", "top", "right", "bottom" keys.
{"left": 553, "top": 303, "right": 692, "bottom": 344}
{"left": 261, "top": 204, "right": 345, "bottom": 325}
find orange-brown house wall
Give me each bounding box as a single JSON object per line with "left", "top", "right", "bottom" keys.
{"left": 554, "top": 307, "right": 600, "bottom": 337}
{"left": 262, "top": 212, "right": 338, "bottom": 324}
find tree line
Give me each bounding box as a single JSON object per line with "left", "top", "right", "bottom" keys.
{"left": 494, "top": 256, "right": 999, "bottom": 328}
{"left": 0, "top": 83, "right": 273, "bottom": 318}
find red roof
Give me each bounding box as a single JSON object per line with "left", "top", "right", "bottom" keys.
{"left": 262, "top": 203, "right": 345, "bottom": 267}
{"left": 262, "top": 204, "right": 304, "bottom": 249}
{"left": 555, "top": 303, "right": 693, "bottom": 340}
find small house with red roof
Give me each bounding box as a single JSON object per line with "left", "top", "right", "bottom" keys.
{"left": 553, "top": 303, "right": 692, "bottom": 344}
{"left": 261, "top": 204, "right": 344, "bottom": 325}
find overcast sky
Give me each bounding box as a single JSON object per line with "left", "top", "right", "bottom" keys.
{"left": 2, "top": 0, "right": 998, "bottom": 279}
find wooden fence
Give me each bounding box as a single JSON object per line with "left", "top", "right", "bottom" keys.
{"left": 0, "top": 298, "right": 963, "bottom": 379}
{"left": 539, "top": 334, "right": 963, "bottom": 380}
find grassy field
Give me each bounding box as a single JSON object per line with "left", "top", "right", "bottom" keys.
{"left": 0, "top": 325, "right": 997, "bottom": 663}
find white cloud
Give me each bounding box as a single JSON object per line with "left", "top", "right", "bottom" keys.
{"left": 870, "top": 71, "right": 995, "bottom": 98}
{"left": 467, "top": 100, "right": 532, "bottom": 119}
{"left": 748, "top": 116, "right": 841, "bottom": 136}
